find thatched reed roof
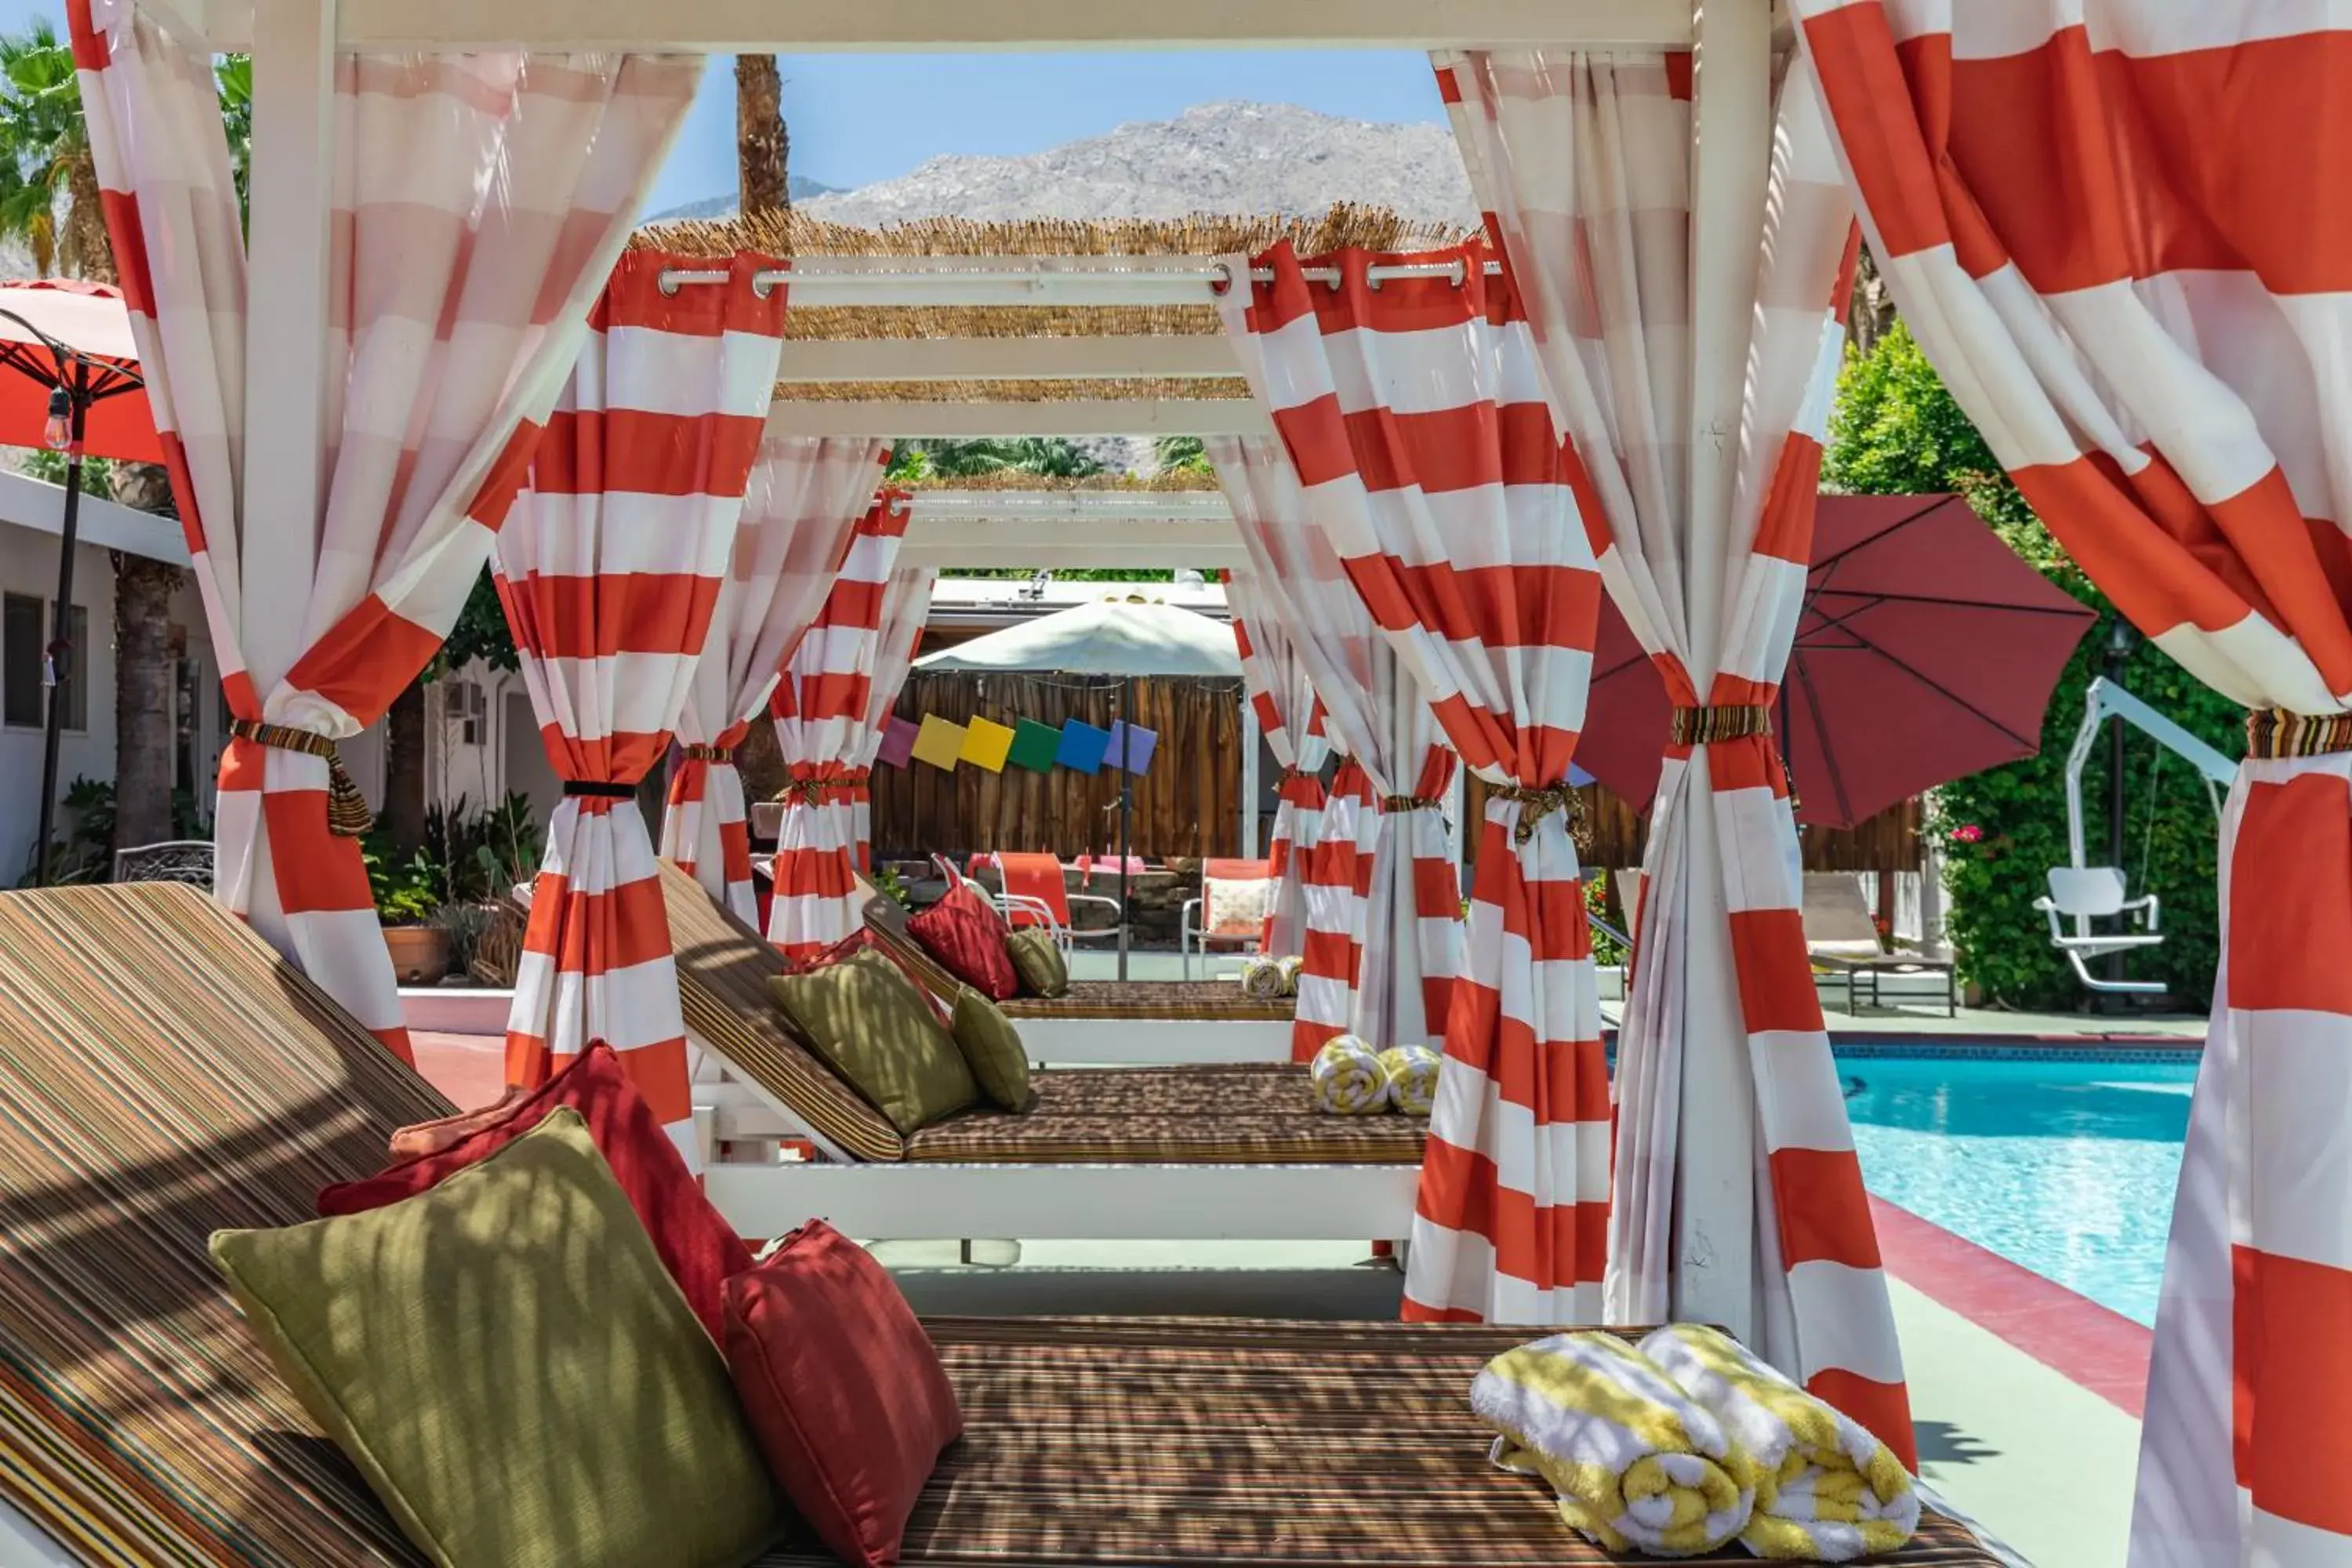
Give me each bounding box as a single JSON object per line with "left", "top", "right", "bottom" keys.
{"left": 770, "top": 376, "right": 1250, "bottom": 404}
{"left": 633, "top": 205, "right": 1479, "bottom": 343}
{"left": 897, "top": 468, "right": 1221, "bottom": 492}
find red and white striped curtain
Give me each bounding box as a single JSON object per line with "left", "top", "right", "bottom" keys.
{"left": 71, "top": 0, "right": 694, "bottom": 1064}
{"left": 1796, "top": 5, "right": 2352, "bottom": 1558}
{"left": 768, "top": 493, "right": 913, "bottom": 960}
{"left": 662, "top": 436, "right": 885, "bottom": 923}
{"left": 1296, "top": 745, "right": 1368, "bottom": 1060}
{"left": 1218, "top": 243, "right": 1608, "bottom": 1322}
{"left": 1212, "top": 437, "right": 1461, "bottom": 1058}
{"left": 1437, "top": 47, "right": 1911, "bottom": 1458}
{"left": 498, "top": 252, "right": 786, "bottom": 1167}
{"left": 849, "top": 565, "right": 939, "bottom": 872}
{"left": 1224, "top": 571, "right": 1332, "bottom": 958}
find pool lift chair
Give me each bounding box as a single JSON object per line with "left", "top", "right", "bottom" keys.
{"left": 2039, "top": 677, "right": 2234, "bottom": 994}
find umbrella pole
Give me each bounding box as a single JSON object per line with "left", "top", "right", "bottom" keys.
{"left": 1118, "top": 674, "right": 1133, "bottom": 982}
{"left": 32, "top": 384, "right": 85, "bottom": 890}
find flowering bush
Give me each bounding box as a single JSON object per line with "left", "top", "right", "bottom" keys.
{"left": 1949, "top": 824, "right": 1984, "bottom": 844}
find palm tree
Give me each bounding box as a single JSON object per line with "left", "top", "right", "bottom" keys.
{"left": 0, "top": 24, "right": 255, "bottom": 854}
{"left": 735, "top": 56, "right": 789, "bottom": 213}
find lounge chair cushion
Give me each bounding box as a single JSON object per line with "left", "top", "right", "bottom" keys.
{"left": 725, "top": 1221, "right": 963, "bottom": 1568}
{"left": 906, "top": 882, "right": 1020, "bottom": 1000}
{"left": 769, "top": 948, "right": 982, "bottom": 1134}
{"left": 315, "top": 1042, "right": 753, "bottom": 1342}
{"left": 1004, "top": 926, "right": 1070, "bottom": 997}
{"left": 212, "top": 1109, "right": 783, "bottom": 1568}
{"left": 950, "top": 986, "right": 1036, "bottom": 1112}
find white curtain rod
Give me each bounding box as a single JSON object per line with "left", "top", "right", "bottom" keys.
{"left": 660, "top": 256, "right": 1504, "bottom": 301}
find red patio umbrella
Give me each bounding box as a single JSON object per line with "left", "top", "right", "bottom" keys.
{"left": 0, "top": 279, "right": 159, "bottom": 883}
{"left": 1579, "top": 493, "right": 2097, "bottom": 829}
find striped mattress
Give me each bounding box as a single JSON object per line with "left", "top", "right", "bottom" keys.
{"left": 666, "top": 863, "right": 1403, "bottom": 1165}
{"left": 767, "top": 1317, "right": 2008, "bottom": 1567}
{"left": 0, "top": 883, "right": 452, "bottom": 1566}
{"left": 902, "top": 1064, "right": 1423, "bottom": 1165}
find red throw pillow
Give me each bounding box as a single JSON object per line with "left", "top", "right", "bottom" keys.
{"left": 906, "top": 884, "right": 1018, "bottom": 1000}
{"left": 316, "top": 1043, "right": 752, "bottom": 1341}
{"left": 724, "top": 1221, "right": 961, "bottom": 1568}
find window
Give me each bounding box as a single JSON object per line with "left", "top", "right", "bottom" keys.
{"left": 445, "top": 680, "right": 485, "bottom": 746}
{"left": 2, "top": 595, "right": 38, "bottom": 728}
{"left": 3, "top": 596, "right": 89, "bottom": 732}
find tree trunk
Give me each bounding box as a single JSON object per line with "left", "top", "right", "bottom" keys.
{"left": 1847, "top": 245, "right": 1898, "bottom": 358}
{"left": 111, "top": 550, "right": 182, "bottom": 851}
{"left": 63, "top": 151, "right": 115, "bottom": 286}
{"left": 735, "top": 55, "right": 789, "bottom": 213}
{"left": 382, "top": 677, "right": 430, "bottom": 852}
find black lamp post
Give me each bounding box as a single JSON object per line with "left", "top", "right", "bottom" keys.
{"left": 0, "top": 312, "right": 147, "bottom": 887}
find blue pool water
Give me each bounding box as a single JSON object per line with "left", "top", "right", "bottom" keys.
{"left": 1841, "top": 1051, "right": 2198, "bottom": 1327}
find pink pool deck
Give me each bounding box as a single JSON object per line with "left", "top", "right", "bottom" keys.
{"left": 1872, "top": 1195, "right": 2152, "bottom": 1416}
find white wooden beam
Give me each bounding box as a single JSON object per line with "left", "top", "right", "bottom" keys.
{"left": 1672, "top": 0, "right": 1776, "bottom": 1345}
{"left": 899, "top": 516, "right": 1245, "bottom": 570}
{"left": 238, "top": 0, "right": 337, "bottom": 700}
{"left": 766, "top": 399, "right": 1271, "bottom": 439}
{"left": 202, "top": 0, "right": 1693, "bottom": 52}
{"left": 775, "top": 336, "right": 1239, "bottom": 383}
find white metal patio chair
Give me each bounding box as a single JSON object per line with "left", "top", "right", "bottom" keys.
{"left": 1180, "top": 856, "right": 1272, "bottom": 978}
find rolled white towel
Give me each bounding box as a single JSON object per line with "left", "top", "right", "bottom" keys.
{"left": 1310, "top": 1035, "right": 1385, "bottom": 1115}
{"left": 1379, "top": 1044, "right": 1439, "bottom": 1116}
{"left": 1238, "top": 955, "right": 1289, "bottom": 1000}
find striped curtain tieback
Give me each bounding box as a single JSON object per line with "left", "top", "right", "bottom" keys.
{"left": 1670, "top": 703, "right": 1773, "bottom": 746}
{"left": 1490, "top": 779, "right": 1585, "bottom": 848}
{"left": 775, "top": 769, "right": 866, "bottom": 805}
{"left": 680, "top": 744, "right": 735, "bottom": 764}
{"left": 2245, "top": 708, "right": 2352, "bottom": 758}
{"left": 1380, "top": 794, "right": 1445, "bottom": 813}
{"left": 227, "top": 719, "right": 373, "bottom": 837}
{"left": 561, "top": 780, "right": 637, "bottom": 800}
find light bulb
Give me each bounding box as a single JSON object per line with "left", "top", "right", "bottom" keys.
{"left": 42, "top": 387, "right": 69, "bottom": 452}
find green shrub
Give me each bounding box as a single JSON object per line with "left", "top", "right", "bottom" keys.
{"left": 1828, "top": 324, "right": 2238, "bottom": 1010}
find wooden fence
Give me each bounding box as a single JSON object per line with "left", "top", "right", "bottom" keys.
{"left": 867, "top": 671, "right": 1247, "bottom": 860}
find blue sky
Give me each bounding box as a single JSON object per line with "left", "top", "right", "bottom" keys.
{"left": 0, "top": 0, "right": 1445, "bottom": 213}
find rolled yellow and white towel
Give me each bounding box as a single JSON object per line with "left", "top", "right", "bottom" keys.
{"left": 1378, "top": 1044, "right": 1439, "bottom": 1116}
{"left": 1277, "top": 955, "right": 1305, "bottom": 995}
{"left": 1239, "top": 955, "right": 1290, "bottom": 1000}
{"left": 1472, "top": 1331, "right": 1758, "bottom": 1558}
{"left": 1638, "top": 1324, "right": 1918, "bottom": 1562}
{"left": 1310, "top": 1035, "right": 1385, "bottom": 1115}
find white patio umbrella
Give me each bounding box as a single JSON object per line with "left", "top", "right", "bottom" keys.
{"left": 914, "top": 593, "right": 1242, "bottom": 678}
{"left": 916, "top": 593, "right": 1241, "bottom": 976}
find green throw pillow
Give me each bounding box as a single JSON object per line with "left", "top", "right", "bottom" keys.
{"left": 952, "top": 985, "right": 1036, "bottom": 1112}
{"left": 209, "top": 1109, "right": 781, "bottom": 1568}
{"left": 768, "top": 947, "right": 979, "bottom": 1134}
{"left": 1004, "top": 927, "right": 1070, "bottom": 998}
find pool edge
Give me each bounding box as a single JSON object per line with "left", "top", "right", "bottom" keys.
{"left": 1871, "top": 1194, "right": 2153, "bottom": 1418}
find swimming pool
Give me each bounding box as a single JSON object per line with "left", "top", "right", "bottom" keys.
{"left": 1840, "top": 1049, "right": 2198, "bottom": 1327}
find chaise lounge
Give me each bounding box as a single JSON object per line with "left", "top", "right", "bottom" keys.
{"left": 0, "top": 879, "right": 2010, "bottom": 1567}
{"left": 666, "top": 864, "right": 1418, "bottom": 1243}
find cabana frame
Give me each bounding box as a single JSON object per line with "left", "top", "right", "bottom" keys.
{"left": 220, "top": 0, "right": 1779, "bottom": 1338}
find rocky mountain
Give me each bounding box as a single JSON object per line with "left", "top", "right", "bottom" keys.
{"left": 646, "top": 175, "right": 841, "bottom": 222}
{"left": 659, "top": 102, "right": 1475, "bottom": 229}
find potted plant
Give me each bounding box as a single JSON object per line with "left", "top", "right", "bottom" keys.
{"left": 368, "top": 837, "right": 451, "bottom": 985}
